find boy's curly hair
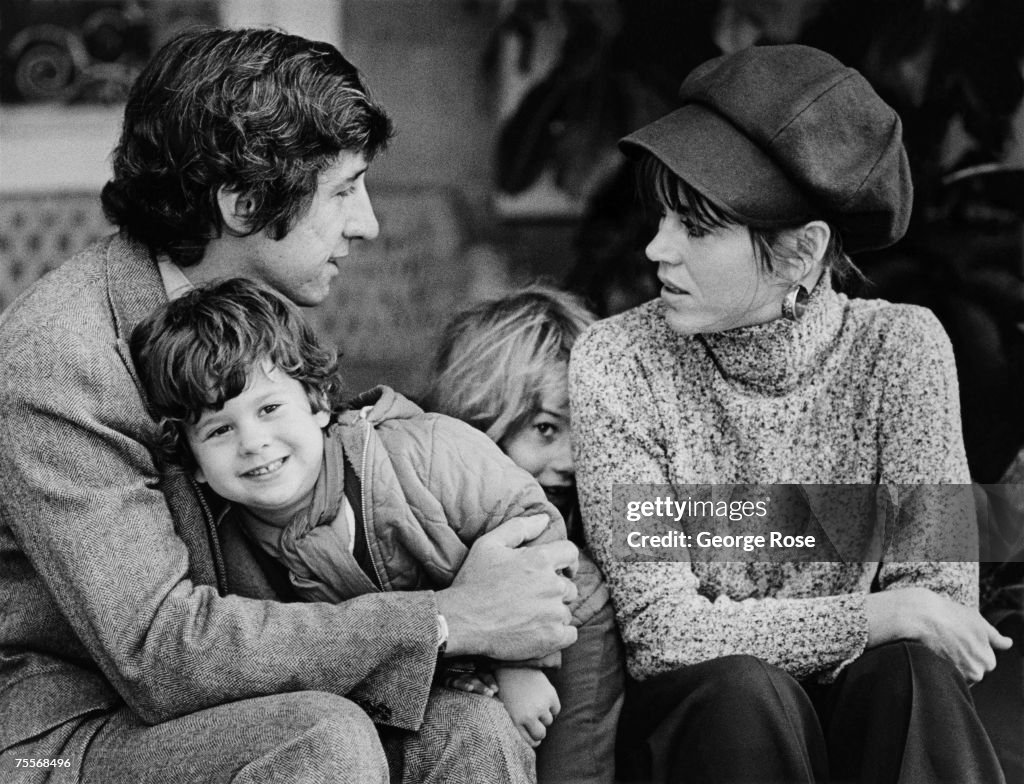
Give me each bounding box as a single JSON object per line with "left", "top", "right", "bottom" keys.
{"left": 130, "top": 277, "right": 346, "bottom": 470}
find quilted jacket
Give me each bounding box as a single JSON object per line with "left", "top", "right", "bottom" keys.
{"left": 227, "top": 386, "right": 609, "bottom": 628}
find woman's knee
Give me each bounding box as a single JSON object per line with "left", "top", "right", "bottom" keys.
{"left": 847, "top": 641, "right": 964, "bottom": 705}
{"left": 630, "top": 655, "right": 807, "bottom": 739}
{"left": 692, "top": 654, "right": 799, "bottom": 707}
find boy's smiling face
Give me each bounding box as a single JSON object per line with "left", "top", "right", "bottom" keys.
{"left": 186, "top": 362, "right": 330, "bottom": 525}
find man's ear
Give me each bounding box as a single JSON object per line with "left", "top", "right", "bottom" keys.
{"left": 217, "top": 185, "right": 257, "bottom": 235}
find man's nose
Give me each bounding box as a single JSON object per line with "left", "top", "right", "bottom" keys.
{"left": 345, "top": 182, "right": 379, "bottom": 241}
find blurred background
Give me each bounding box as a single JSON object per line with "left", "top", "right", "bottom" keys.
{"left": 1, "top": 0, "right": 1024, "bottom": 482}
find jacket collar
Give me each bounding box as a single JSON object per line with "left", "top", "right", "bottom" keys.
{"left": 104, "top": 233, "right": 168, "bottom": 343}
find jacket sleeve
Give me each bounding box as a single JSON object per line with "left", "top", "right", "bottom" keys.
{"left": 421, "top": 414, "right": 567, "bottom": 544}
{"left": 874, "top": 308, "right": 978, "bottom": 607}
{"left": 570, "top": 321, "right": 869, "bottom": 682}
{"left": 420, "top": 415, "right": 609, "bottom": 624}
{"left": 0, "top": 322, "right": 438, "bottom": 729}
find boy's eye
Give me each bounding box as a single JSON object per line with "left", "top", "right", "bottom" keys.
{"left": 204, "top": 424, "right": 230, "bottom": 440}
{"left": 261, "top": 403, "right": 282, "bottom": 415}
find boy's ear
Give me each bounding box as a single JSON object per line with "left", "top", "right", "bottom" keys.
{"left": 314, "top": 409, "right": 331, "bottom": 429}
{"left": 217, "top": 185, "right": 257, "bottom": 235}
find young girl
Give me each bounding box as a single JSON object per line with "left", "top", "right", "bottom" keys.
{"left": 424, "top": 285, "right": 623, "bottom": 784}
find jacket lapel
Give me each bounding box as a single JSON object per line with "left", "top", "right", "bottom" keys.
{"left": 102, "top": 236, "right": 228, "bottom": 592}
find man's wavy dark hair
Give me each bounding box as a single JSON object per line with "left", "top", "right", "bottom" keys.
{"left": 102, "top": 27, "right": 393, "bottom": 266}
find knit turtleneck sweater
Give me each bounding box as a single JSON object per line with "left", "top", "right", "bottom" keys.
{"left": 570, "top": 283, "right": 976, "bottom": 682}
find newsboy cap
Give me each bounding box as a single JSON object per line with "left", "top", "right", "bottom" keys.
{"left": 620, "top": 45, "right": 912, "bottom": 252}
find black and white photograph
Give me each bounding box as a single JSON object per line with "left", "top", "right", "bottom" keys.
{"left": 1, "top": 1, "right": 1022, "bottom": 782}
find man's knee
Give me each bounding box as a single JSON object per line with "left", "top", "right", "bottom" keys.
{"left": 233, "top": 691, "right": 387, "bottom": 784}
{"left": 396, "top": 688, "right": 534, "bottom": 784}
{"left": 77, "top": 691, "right": 387, "bottom": 784}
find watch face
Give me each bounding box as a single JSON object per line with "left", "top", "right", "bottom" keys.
{"left": 436, "top": 613, "right": 449, "bottom": 652}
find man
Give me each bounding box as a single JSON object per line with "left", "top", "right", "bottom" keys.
{"left": 0, "top": 28, "right": 578, "bottom": 784}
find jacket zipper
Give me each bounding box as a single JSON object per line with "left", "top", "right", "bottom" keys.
{"left": 359, "top": 412, "right": 386, "bottom": 590}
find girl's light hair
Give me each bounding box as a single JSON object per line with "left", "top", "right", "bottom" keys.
{"left": 424, "top": 284, "right": 596, "bottom": 444}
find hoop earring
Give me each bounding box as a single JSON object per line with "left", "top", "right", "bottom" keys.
{"left": 781, "top": 283, "right": 809, "bottom": 322}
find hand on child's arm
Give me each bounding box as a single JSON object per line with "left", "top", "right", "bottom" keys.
{"left": 495, "top": 667, "right": 560, "bottom": 748}
{"left": 437, "top": 514, "right": 579, "bottom": 660}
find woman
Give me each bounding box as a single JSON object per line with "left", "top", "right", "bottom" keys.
{"left": 570, "top": 45, "right": 1012, "bottom": 784}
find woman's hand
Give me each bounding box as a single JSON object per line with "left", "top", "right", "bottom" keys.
{"left": 864, "top": 587, "right": 1013, "bottom": 683}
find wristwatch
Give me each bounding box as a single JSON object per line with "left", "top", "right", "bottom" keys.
{"left": 435, "top": 613, "right": 449, "bottom": 656}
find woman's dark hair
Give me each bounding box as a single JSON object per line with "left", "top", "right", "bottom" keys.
{"left": 102, "top": 27, "right": 393, "bottom": 266}
{"left": 638, "top": 154, "right": 860, "bottom": 283}
{"left": 129, "top": 277, "right": 346, "bottom": 470}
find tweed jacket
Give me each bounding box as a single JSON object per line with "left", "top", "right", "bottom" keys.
{"left": 0, "top": 234, "right": 440, "bottom": 756}
{"left": 571, "top": 281, "right": 977, "bottom": 683}
{"left": 237, "top": 385, "right": 608, "bottom": 629}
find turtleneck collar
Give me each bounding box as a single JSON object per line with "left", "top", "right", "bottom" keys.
{"left": 694, "top": 275, "right": 844, "bottom": 395}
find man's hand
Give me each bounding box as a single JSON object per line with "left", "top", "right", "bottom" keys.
{"left": 437, "top": 514, "right": 579, "bottom": 660}
{"left": 494, "top": 667, "right": 561, "bottom": 748}
{"left": 865, "top": 587, "right": 1013, "bottom": 684}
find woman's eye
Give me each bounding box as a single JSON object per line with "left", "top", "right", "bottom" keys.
{"left": 683, "top": 220, "right": 708, "bottom": 239}
{"left": 206, "top": 425, "right": 230, "bottom": 439}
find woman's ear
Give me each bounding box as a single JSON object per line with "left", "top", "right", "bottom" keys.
{"left": 216, "top": 185, "right": 257, "bottom": 235}
{"left": 782, "top": 221, "right": 830, "bottom": 283}
{"left": 796, "top": 221, "right": 830, "bottom": 267}
{"left": 194, "top": 465, "right": 207, "bottom": 484}
{"left": 314, "top": 409, "right": 331, "bottom": 429}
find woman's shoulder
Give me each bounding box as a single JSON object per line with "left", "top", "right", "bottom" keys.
{"left": 841, "top": 295, "right": 952, "bottom": 354}
{"left": 575, "top": 299, "right": 689, "bottom": 363}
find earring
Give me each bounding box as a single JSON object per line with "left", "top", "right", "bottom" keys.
{"left": 781, "top": 283, "right": 809, "bottom": 322}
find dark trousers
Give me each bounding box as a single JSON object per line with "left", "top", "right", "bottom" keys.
{"left": 616, "top": 642, "right": 1005, "bottom": 784}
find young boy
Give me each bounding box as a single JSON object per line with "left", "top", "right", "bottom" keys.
{"left": 129, "top": 277, "right": 597, "bottom": 753}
